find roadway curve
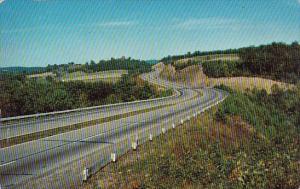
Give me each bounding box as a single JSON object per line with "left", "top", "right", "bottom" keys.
{"left": 0, "top": 68, "right": 227, "bottom": 189}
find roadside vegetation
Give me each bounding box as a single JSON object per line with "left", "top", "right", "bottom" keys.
{"left": 0, "top": 73, "right": 172, "bottom": 118}
{"left": 83, "top": 84, "right": 300, "bottom": 189}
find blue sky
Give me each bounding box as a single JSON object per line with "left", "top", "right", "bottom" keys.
{"left": 1, "top": 0, "right": 299, "bottom": 67}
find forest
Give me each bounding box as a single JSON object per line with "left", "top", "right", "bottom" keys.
{"left": 46, "top": 57, "right": 152, "bottom": 75}
{"left": 0, "top": 73, "right": 171, "bottom": 118}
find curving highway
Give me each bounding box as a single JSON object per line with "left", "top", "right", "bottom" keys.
{"left": 0, "top": 68, "right": 227, "bottom": 189}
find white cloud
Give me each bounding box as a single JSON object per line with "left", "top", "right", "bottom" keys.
{"left": 97, "top": 21, "right": 136, "bottom": 27}
{"left": 0, "top": 0, "right": 5, "bottom": 4}
{"left": 174, "top": 17, "right": 237, "bottom": 30}
{"left": 2, "top": 21, "right": 137, "bottom": 34}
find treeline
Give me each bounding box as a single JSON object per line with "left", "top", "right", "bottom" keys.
{"left": 202, "top": 60, "right": 242, "bottom": 77}
{"left": 0, "top": 74, "right": 169, "bottom": 118}
{"left": 46, "top": 57, "right": 152, "bottom": 75}
{"left": 161, "top": 49, "right": 240, "bottom": 64}
{"left": 0, "top": 67, "right": 46, "bottom": 75}
{"left": 239, "top": 42, "right": 300, "bottom": 82}
{"left": 199, "top": 42, "right": 300, "bottom": 83}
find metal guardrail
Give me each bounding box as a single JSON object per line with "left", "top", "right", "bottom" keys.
{"left": 1, "top": 80, "right": 180, "bottom": 123}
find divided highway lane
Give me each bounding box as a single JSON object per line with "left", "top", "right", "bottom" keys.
{"left": 0, "top": 88, "right": 199, "bottom": 164}
{"left": 1, "top": 89, "right": 224, "bottom": 188}
{"left": 0, "top": 69, "right": 227, "bottom": 189}
{"left": 1, "top": 80, "right": 192, "bottom": 140}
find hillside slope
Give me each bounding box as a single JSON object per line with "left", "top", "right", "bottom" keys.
{"left": 159, "top": 63, "right": 293, "bottom": 92}
{"left": 159, "top": 64, "right": 208, "bottom": 87}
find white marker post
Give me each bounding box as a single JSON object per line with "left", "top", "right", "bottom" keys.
{"left": 132, "top": 141, "right": 137, "bottom": 150}
{"left": 149, "top": 133, "right": 153, "bottom": 141}
{"left": 172, "top": 123, "right": 175, "bottom": 129}
{"left": 193, "top": 113, "right": 196, "bottom": 117}
{"left": 187, "top": 116, "right": 190, "bottom": 120}
{"left": 111, "top": 153, "right": 116, "bottom": 162}
{"left": 180, "top": 119, "right": 184, "bottom": 124}
{"left": 162, "top": 128, "right": 166, "bottom": 134}
{"left": 82, "top": 167, "right": 89, "bottom": 182}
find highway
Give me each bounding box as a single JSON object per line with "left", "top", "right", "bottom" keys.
{"left": 0, "top": 68, "right": 227, "bottom": 189}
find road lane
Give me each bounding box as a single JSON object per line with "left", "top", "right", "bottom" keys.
{"left": 1, "top": 87, "right": 188, "bottom": 140}
{"left": 0, "top": 69, "right": 227, "bottom": 189}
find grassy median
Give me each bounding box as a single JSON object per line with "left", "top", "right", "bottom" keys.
{"left": 0, "top": 104, "right": 173, "bottom": 148}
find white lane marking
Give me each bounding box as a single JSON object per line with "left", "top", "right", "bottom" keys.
{"left": 0, "top": 160, "right": 16, "bottom": 167}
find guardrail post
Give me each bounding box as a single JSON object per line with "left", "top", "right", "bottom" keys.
{"left": 82, "top": 167, "right": 89, "bottom": 182}
{"left": 111, "top": 153, "right": 116, "bottom": 162}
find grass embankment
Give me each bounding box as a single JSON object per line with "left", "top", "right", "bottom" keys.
{"left": 83, "top": 85, "right": 300, "bottom": 189}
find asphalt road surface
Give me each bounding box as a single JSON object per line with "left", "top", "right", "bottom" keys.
{"left": 0, "top": 68, "right": 227, "bottom": 189}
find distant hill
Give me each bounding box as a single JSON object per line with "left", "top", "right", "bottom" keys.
{"left": 146, "top": 60, "right": 159, "bottom": 65}
{"left": 47, "top": 58, "right": 152, "bottom": 74}
{"left": 0, "top": 67, "right": 46, "bottom": 74}
{"left": 160, "top": 42, "right": 300, "bottom": 83}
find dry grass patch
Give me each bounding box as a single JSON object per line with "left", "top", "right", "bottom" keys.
{"left": 61, "top": 70, "right": 128, "bottom": 83}
{"left": 208, "top": 77, "right": 294, "bottom": 93}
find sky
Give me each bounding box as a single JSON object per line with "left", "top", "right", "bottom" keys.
{"left": 0, "top": 0, "right": 299, "bottom": 67}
